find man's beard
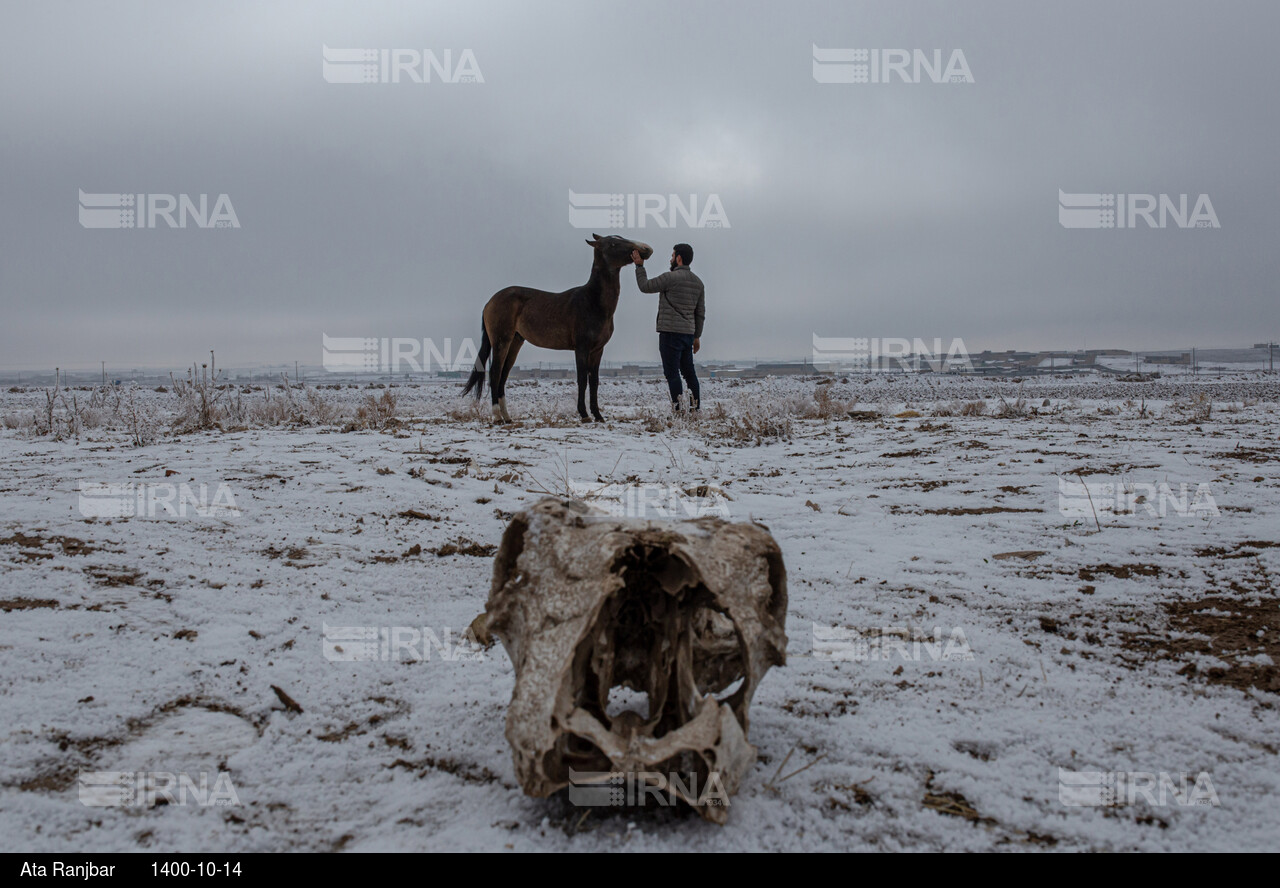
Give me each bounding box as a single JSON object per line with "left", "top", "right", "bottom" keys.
{"left": 670, "top": 260, "right": 678, "bottom": 271}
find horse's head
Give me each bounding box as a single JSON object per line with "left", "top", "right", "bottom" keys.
{"left": 585, "top": 233, "right": 653, "bottom": 269}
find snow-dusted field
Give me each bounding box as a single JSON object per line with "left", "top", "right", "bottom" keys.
{"left": 1, "top": 374, "right": 1277, "bottom": 852}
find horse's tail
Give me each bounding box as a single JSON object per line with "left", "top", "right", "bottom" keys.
{"left": 461, "top": 313, "right": 490, "bottom": 399}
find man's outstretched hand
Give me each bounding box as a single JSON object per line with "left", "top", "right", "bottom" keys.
{"left": 693, "top": 338, "right": 701, "bottom": 354}
{"left": 631, "top": 250, "right": 644, "bottom": 266}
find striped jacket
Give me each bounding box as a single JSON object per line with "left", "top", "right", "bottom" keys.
{"left": 635, "top": 265, "right": 705, "bottom": 337}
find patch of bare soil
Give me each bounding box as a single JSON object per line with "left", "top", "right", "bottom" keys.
{"left": 923, "top": 788, "right": 996, "bottom": 825}
{"left": 1126, "top": 594, "right": 1279, "bottom": 695}
{"left": 398, "top": 509, "right": 443, "bottom": 521}
{"left": 0, "top": 531, "right": 99, "bottom": 560}
{"left": 13, "top": 696, "right": 264, "bottom": 798}
{"left": 921, "top": 771, "right": 996, "bottom": 826}
{"left": 0, "top": 598, "right": 60, "bottom": 611}
{"left": 1078, "top": 563, "right": 1162, "bottom": 581}
{"left": 84, "top": 566, "right": 145, "bottom": 587}
{"left": 263, "top": 545, "right": 309, "bottom": 560}
{"left": 137, "top": 694, "right": 258, "bottom": 729}
{"left": 262, "top": 544, "right": 316, "bottom": 567}
{"left": 992, "top": 550, "right": 1046, "bottom": 561}
{"left": 17, "top": 770, "right": 79, "bottom": 792}
{"left": 823, "top": 779, "right": 876, "bottom": 810}
{"left": 887, "top": 506, "right": 1043, "bottom": 516}
{"left": 385, "top": 755, "right": 506, "bottom": 786}
{"left": 891, "top": 479, "right": 953, "bottom": 492}
{"left": 1214, "top": 447, "right": 1278, "bottom": 464}
{"left": 317, "top": 697, "right": 409, "bottom": 743}
{"left": 1195, "top": 540, "right": 1280, "bottom": 560}
{"left": 1068, "top": 463, "right": 1161, "bottom": 476}
{"left": 431, "top": 538, "right": 497, "bottom": 557}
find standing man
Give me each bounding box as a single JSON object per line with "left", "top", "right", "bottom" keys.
{"left": 632, "top": 243, "right": 705, "bottom": 411}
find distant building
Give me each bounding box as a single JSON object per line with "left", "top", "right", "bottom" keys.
{"left": 754, "top": 362, "right": 825, "bottom": 375}
{"left": 509, "top": 368, "right": 572, "bottom": 380}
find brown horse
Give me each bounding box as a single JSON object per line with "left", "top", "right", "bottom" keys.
{"left": 462, "top": 234, "right": 653, "bottom": 422}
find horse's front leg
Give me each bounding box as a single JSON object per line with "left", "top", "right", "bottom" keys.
{"left": 575, "top": 351, "right": 590, "bottom": 421}
{"left": 588, "top": 348, "right": 605, "bottom": 422}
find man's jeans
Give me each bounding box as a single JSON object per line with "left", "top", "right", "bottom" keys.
{"left": 658, "top": 332, "right": 700, "bottom": 408}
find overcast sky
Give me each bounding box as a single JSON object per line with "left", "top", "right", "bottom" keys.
{"left": 2, "top": 0, "right": 1276, "bottom": 371}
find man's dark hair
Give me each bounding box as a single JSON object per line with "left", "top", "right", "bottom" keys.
{"left": 673, "top": 243, "right": 693, "bottom": 266}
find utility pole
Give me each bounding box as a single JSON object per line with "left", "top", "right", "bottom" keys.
{"left": 101, "top": 361, "right": 105, "bottom": 386}
{"left": 295, "top": 360, "right": 299, "bottom": 383}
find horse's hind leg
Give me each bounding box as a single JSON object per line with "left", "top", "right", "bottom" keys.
{"left": 496, "top": 335, "right": 523, "bottom": 423}
{"left": 488, "top": 338, "right": 511, "bottom": 422}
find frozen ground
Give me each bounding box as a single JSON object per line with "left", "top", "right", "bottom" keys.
{"left": 0, "top": 374, "right": 1277, "bottom": 852}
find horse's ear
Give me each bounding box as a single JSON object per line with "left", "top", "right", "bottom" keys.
{"left": 585, "top": 238, "right": 597, "bottom": 246}
{"left": 591, "top": 233, "right": 602, "bottom": 240}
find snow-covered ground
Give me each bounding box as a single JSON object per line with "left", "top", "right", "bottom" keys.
{"left": 1, "top": 374, "right": 1277, "bottom": 851}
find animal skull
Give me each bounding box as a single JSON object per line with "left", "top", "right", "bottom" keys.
{"left": 485, "top": 497, "right": 787, "bottom": 824}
